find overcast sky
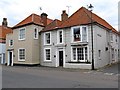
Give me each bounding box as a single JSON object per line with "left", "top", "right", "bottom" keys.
{"left": 0, "top": 0, "right": 119, "bottom": 30}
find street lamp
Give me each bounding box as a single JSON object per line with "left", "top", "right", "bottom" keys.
{"left": 88, "top": 4, "right": 94, "bottom": 70}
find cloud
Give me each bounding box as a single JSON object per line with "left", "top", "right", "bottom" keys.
{"left": 0, "top": 0, "right": 119, "bottom": 30}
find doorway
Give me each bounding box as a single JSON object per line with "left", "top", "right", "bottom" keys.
{"left": 8, "top": 51, "right": 13, "bottom": 66}
{"left": 59, "top": 51, "right": 63, "bottom": 66}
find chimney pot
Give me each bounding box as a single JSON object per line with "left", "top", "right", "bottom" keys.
{"left": 2, "top": 18, "right": 8, "bottom": 27}
{"left": 41, "top": 13, "right": 48, "bottom": 26}
{"left": 61, "top": 10, "right": 68, "bottom": 22}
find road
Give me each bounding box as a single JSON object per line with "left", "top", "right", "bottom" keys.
{"left": 1, "top": 64, "right": 119, "bottom": 88}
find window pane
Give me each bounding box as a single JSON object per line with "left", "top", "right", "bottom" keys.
{"left": 9, "top": 40, "right": 13, "bottom": 46}
{"left": 85, "top": 47, "right": 87, "bottom": 60}
{"left": 82, "top": 27, "right": 87, "bottom": 42}
{"left": 112, "top": 49, "right": 114, "bottom": 59}
{"left": 46, "top": 33, "right": 50, "bottom": 44}
{"left": 73, "top": 48, "right": 76, "bottom": 60}
{"left": 34, "top": 28, "right": 37, "bottom": 38}
{"left": 19, "top": 29, "right": 25, "bottom": 40}
{"left": 111, "top": 34, "right": 113, "bottom": 41}
{"left": 19, "top": 49, "right": 25, "bottom": 60}
{"left": 73, "top": 27, "right": 80, "bottom": 41}
{"left": 77, "top": 48, "right": 84, "bottom": 60}
{"left": 46, "top": 49, "right": 50, "bottom": 60}
{"left": 59, "top": 31, "right": 62, "bottom": 43}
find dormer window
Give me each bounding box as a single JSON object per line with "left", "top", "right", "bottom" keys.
{"left": 34, "top": 28, "right": 38, "bottom": 39}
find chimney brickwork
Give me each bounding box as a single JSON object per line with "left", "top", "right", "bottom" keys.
{"left": 2, "top": 18, "right": 8, "bottom": 27}
{"left": 41, "top": 13, "right": 48, "bottom": 26}
{"left": 61, "top": 10, "right": 68, "bottom": 22}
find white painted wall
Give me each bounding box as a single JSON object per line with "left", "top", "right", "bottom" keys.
{"left": 0, "top": 43, "right": 6, "bottom": 64}
{"left": 0, "top": 43, "right": 5, "bottom": 53}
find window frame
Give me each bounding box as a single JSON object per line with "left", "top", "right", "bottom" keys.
{"left": 118, "top": 49, "right": 120, "bottom": 59}
{"left": 18, "top": 48, "right": 26, "bottom": 61}
{"left": 44, "top": 48, "right": 51, "bottom": 61}
{"left": 110, "top": 33, "right": 113, "bottom": 42}
{"left": 111, "top": 48, "right": 114, "bottom": 60}
{"left": 44, "top": 32, "right": 51, "bottom": 45}
{"left": 71, "top": 46, "right": 88, "bottom": 62}
{"left": 34, "top": 27, "right": 39, "bottom": 39}
{"left": 98, "top": 50, "right": 101, "bottom": 60}
{"left": 57, "top": 30, "right": 64, "bottom": 44}
{"left": 19, "top": 28, "right": 26, "bottom": 40}
{"left": 9, "top": 39, "right": 14, "bottom": 46}
{"left": 71, "top": 26, "right": 88, "bottom": 43}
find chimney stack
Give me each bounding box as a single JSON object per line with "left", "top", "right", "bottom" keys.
{"left": 61, "top": 10, "right": 68, "bottom": 22}
{"left": 2, "top": 18, "right": 8, "bottom": 27}
{"left": 41, "top": 13, "right": 48, "bottom": 26}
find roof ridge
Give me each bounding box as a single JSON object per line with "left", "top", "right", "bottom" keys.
{"left": 60, "top": 7, "right": 86, "bottom": 27}
{"left": 12, "top": 13, "right": 53, "bottom": 29}
{"left": 13, "top": 14, "right": 33, "bottom": 27}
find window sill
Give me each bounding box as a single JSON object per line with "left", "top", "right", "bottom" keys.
{"left": 71, "top": 42, "right": 88, "bottom": 46}
{"left": 55, "top": 43, "right": 66, "bottom": 47}
{"left": 9, "top": 45, "right": 13, "bottom": 47}
{"left": 18, "top": 60, "right": 25, "bottom": 62}
{"left": 18, "top": 39, "right": 25, "bottom": 41}
{"left": 67, "top": 61, "right": 91, "bottom": 64}
{"left": 43, "top": 60, "right": 52, "bottom": 63}
{"left": 44, "top": 44, "right": 52, "bottom": 46}
{"left": 34, "top": 38, "right": 38, "bottom": 40}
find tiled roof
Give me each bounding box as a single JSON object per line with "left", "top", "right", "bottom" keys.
{"left": 13, "top": 13, "right": 53, "bottom": 29}
{"left": 42, "top": 19, "right": 62, "bottom": 32}
{"left": 60, "top": 7, "right": 118, "bottom": 33}
{"left": 42, "top": 7, "right": 119, "bottom": 34}
{"left": 0, "top": 26, "right": 13, "bottom": 43}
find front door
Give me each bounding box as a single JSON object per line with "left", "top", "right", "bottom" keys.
{"left": 8, "top": 51, "right": 13, "bottom": 66}
{"left": 59, "top": 51, "right": 63, "bottom": 66}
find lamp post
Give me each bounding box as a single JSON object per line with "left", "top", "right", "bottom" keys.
{"left": 88, "top": 4, "right": 94, "bottom": 70}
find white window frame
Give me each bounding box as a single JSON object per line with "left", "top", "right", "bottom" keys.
{"left": 18, "top": 48, "right": 26, "bottom": 61}
{"left": 71, "top": 46, "right": 88, "bottom": 62}
{"left": 44, "top": 32, "right": 51, "bottom": 45}
{"left": 111, "top": 48, "right": 114, "bottom": 60}
{"left": 115, "top": 35, "right": 117, "bottom": 43}
{"left": 44, "top": 48, "right": 51, "bottom": 61}
{"left": 118, "top": 49, "right": 120, "bottom": 59}
{"left": 34, "top": 27, "right": 39, "bottom": 39}
{"left": 111, "top": 33, "right": 113, "bottom": 42}
{"left": 19, "top": 28, "right": 26, "bottom": 40}
{"left": 9, "top": 40, "right": 14, "bottom": 46}
{"left": 57, "top": 30, "right": 64, "bottom": 44}
{"left": 71, "top": 26, "right": 88, "bottom": 43}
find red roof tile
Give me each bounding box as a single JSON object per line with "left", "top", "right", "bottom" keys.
{"left": 13, "top": 13, "right": 53, "bottom": 29}
{"left": 42, "top": 19, "right": 62, "bottom": 32}
{"left": 0, "top": 26, "right": 13, "bottom": 43}
{"left": 42, "top": 7, "right": 119, "bottom": 34}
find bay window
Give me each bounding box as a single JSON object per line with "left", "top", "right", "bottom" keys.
{"left": 72, "top": 47, "right": 88, "bottom": 62}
